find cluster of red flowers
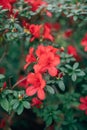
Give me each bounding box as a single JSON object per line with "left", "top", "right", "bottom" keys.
{"left": 24, "top": 45, "right": 60, "bottom": 100}
{"left": 24, "top": 0, "right": 52, "bottom": 18}
{"left": 79, "top": 96, "right": 87, "bottom": 115}
{"left": 25, "top": 0, "right": 47, "bottom": 12}
{"left": 23, "top": 21, "right": 54, "bottom": 42}
{"left": 0, "top": 0, "right": 16, "bottom": 10}
{"left": 81, "top": 33, "right": 87, "bottom": 52}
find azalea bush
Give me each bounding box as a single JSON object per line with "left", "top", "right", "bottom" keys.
{"left": 0, "top": 0, "right": 87, "bottom": 130}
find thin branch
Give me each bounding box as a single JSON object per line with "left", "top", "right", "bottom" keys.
{"left": 12, "top": 76, "right": 27, "bottom": 89}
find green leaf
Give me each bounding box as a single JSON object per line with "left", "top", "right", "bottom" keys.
{"left": 46, "top": 85, "right": 55, "bottom": 94}
{"left": 73, "top": 62, "right": 79, "bottom": 70}
{"left": 0, "top": 98, "right": 9, "bottom": 112}
{"left": 71, "top": 73, "right": 77, "bottom": 81}
{"left": 46, "top": 117, "right": 52, "bottom": 127}
{"left": 10, "top": 99, "right": 18, "bottom": 105}
{"left": 65, "top": 64, "right": 72, "bottom": 69}
{"left": 23, "top": 101, "right": 31, "bottom": 109}
{"left": 77, "top": 71, "right": 85, "bottom": 76}
{"left": 13, "top": 100, "right": 19, "bottom": 110}
{"left": 73, "top": 16, "right": 78, "bottom": 21}
{"left": 17, "top": 104, "right": 24, "bottom": 115}
{"left": 0, "top": 74, "right": 5, "bottom": 80}
{"left": 58, "top": 80, "right": 65, "bottom": 91}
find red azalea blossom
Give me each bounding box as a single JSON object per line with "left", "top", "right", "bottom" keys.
{"left": 25, "top": 0, "right": 46, "bottom": 12}
{"left": 0, "top": 0, "right": 16, "bottom": 10}
{"left": 67, "top": 45, "right": 81, "bottom": 61}
{"left": 43, "top": 24, "right": 54, "bottom": 41}
{"left": 34, "top": 45, "right": 60, "bottom": 76}
{"left": 29, "top": 24, "right": 42, "bottom": 42}
{"left": 26, "top": 72, "right": 46, "bottom": 100}
{"left": 63, "top": 29, "right": 73, "bottom": 38}
{"left": 31, "top": 97, "right": 42, "bottom": 108}
{"left": 81, "top": 33, "right": 87, "bottom": 51}
{"left": 36, "top": 44, "right": 58, "bottom": 58}
{"left": 79, "top": 96, "right": 87, "bottom": 115}
{"left": 22, "top": 22, "right": 54, "bottom": 42}
{"left": 24, "top": 47, "right": 36, "bottom": 70}
{"left": 9, "top": 0, "right": 16, "bottom": 4}
{"left": 0, "top": 0, "right": 11, "bottom": 10}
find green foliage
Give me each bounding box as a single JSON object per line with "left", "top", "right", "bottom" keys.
{"left": 0, "top": 0, "right": 87, "bottom": 129}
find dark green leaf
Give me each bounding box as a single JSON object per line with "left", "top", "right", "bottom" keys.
{"left": 71, "top": 73, "right": 77, "bottom": 81}
{"left": 73, "top": 62, "right": 79, "bottom": 70}
{"left": 58, "top": 80, "right": 65, "bottom": 91}
{"left": 23, "top": 101, "right": 31, "bottom": 109}
{"left": 46, "top": 85, "right": 55, "bottom": 94}
{"left": 17, "top": 104, "right": 24, "bottom": 115}
{"left": 46, "top": 117, "right": 52, "bottom": 127}
{"left": 0, "top": 98, "right": 9, "bottom": 112}
{"left": 13, "top": 100, "right": 19, "bottom": 110}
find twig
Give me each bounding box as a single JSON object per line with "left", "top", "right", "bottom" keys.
{"left": 12, "top": 76, "right": 27, "bottom": 89}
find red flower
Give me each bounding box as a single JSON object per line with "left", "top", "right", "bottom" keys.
{"left": 26, "top": 72, "right": 46, "bottom": 100}
{"left": 36, "top": 45, "right": 58, "bottom": 58}
{"left": 24, "top": 47, "right": 36, "bottom": 70}
{"left": 0, "top": 0, "right": 11, "bottom": 10}
{"left": 67, "top": 45, "right": 81, "bottom": 61}
{"left": 63, "top": 29, "right": 73, "bottom": 38}
{"left": 81, "top": 33, "right": 87, "bottom": 52}
{"left": 22, "top": 22, "right": 54, "bottom": 42}
{"left": 31, "top": 97, "right": 42, "bottom": 108}
{"left": 29, "top": 24, "right": 42, "bottom": 42}
{"left": 34, "top": 45, "right": 60, "bottom": 76}
{"left": 25, "top": 0, "right": 46, "bottom": 12}
{"left": 79, "top": 96, "right": 87, "bottom": 115}
{"left": 34, "top": 53, "right": 60, "bottom": 76}
{"left": 43, "top": 24, "right": 54, "bottom": 41}
{"left": 9, "top": 0, "right": 16, "bottom": 4}
{"left": 0, "top": 0, "right": 16, "bottom": 10}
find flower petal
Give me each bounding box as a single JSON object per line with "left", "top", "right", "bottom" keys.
{"left": 79, "top": 104, "right": 87, "bottom": 110}
{"left": 37, "top": 89, "right": 45, "bottom": 100}
{"left": 80, "top": 97, "right": 87, "bottom": 103}
{"left": 26, "top": 86, "right": 37, "bottom": 96}
{"left": 48, "top": 67, "right": 58, "bottom": 77}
